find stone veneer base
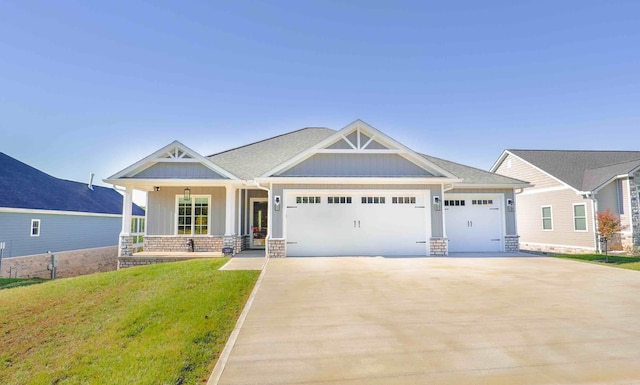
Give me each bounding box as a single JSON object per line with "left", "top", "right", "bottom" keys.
{"left": 267, "top": 238, "right": 286, "bottom": 258}
{"left": 430, "top": 238, "right": 448, "bottom": 256}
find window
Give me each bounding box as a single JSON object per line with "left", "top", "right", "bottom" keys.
{"left": 131, "top": 217, "right": 146, "bottom": 248}
{"left": 472, "top": 199, "right": 493, "bottom": 205}
{"left": 30, "top": 219, "right": 40, "bottom": 237}
{"left": 296, "top": 196, "right": 321, "bottom": 204}
{"left": 176, "top": 196, "right": 209, "bottom": 235}
{"left": 361, "top": 196, "right": 386, "bottom": 204}
{"left": 541, "top": 206, "right": 553, "bottom": 230}
{"left": 327, "top": 196, "right": 352, "bottom": 204}
{"left": 616, "top": 180, "right": 625, "bottom": 214}
{"left": 392, "top": 196, "right": 416, "bottom": 204}
{"left": 573, "top": 204, "right": 587, "bottom": 231}
{"left": 444, "top": 200, "right": 465, "bottom": 207}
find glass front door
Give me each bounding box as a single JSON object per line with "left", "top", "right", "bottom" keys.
{"left": 250, "top": 199, "right": 268, "bottom": 249}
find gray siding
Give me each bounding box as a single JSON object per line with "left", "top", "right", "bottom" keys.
{"left": 146, "top": 186, "right": 226, "bottom": 235}
{"left": 597, "top": 179, "right": 632, "bottom": 230}
{"left": 270, "top": 184, "right": 443, "bottom": 238}
{"left": 495, "top": 153, "right": 562, "bottom": 190}
{"left": 447, "top": 188, "right": 517, "bottom": 235}
{"left": 278, "top": 154, "right": 434, "bottom": 177}
{"left": 0, "top": 212, "right": 120, "bottom": 258}
{"left": 132, "top": 163, "right": 228, "bottom": 179}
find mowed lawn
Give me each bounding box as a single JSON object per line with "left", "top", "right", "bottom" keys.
{"left": 0, "top": 278, "right": 46, "bottom": 290}
{"left": 0, "top": 259, "right": 259, "bottom": 385}
{"left": 555, "top": 253, "right": 640, "bottom": 271}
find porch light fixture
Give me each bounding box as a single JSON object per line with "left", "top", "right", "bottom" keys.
{"left": 154, "top": 186, "right": 160, "bottom": 192}
{"left": 184, "top": 187, "right": 191, "bottom": 201}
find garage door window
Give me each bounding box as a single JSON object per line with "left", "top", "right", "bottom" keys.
{"left": 444, "top": 200, "right": 465, "bottom": 206}
{"left": 362, "top": 196, "right": 386, "bottom": 204}
{"left": 392, "top": 197, "right": 416, "bottom": 204}
{"left": 328, "top": 196, "right": 352, "bottom": 204}
{"left": 542, "top": 206, "right": 553, "bottom": 231}
{"left": 472, "top": 199, "right": 493, "bottom": 205}
{"left": 296, "top": 196, "right": 321, "bottom": 204}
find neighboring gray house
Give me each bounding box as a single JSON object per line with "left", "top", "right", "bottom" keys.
{"left": 0, "top": 152, "right": 145, "bottom": 259}
{"left": 105, "top": 120, "right": 528, "bottom": 259}
{"left": 492, "top": 150, "right": 640, "bottom": 254}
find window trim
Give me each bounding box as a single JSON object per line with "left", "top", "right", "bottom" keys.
{"left": 175, "top": 195, "right": 211, "bottom": 236}
{"left": 30, "top": 219, "right": 40, "bottom": 237}
{"left": 572, "top": 203, "right": 588, "bottom": 232}
{"left": 541, "top": 205, "right": 553, "bottom": 231}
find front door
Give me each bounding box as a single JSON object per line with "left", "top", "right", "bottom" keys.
{"left": 250, "top": 198, "right": 268, "bottom": 249}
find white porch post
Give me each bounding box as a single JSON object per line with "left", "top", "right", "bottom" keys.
{"left": 119, "top": 187, "right": 133, "bottom": 258}
{"left": 225, "top": 185, "right": 236, "bottom": 236}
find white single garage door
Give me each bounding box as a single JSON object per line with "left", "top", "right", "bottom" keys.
{"left": 445, "top": 194, "right": 504, "bottom": 252}
{"left": 285, "top": 190, "right": 430, "bottom": 256}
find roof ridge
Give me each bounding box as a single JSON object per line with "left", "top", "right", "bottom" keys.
{"left": 207, "top": 127, "right": 335, "bottom": 157}
{"left": 509, "top": 149, "right": 640, "bottom": 154}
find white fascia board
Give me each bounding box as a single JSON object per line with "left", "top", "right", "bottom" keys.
{"left": 489, "top": 150, "right": 510, "bottom": 173}
{"left": 260, "top": 119, "right": 458, "bottom": 179}
{"left": 106, "top": 140, "right": 239, "bottom": 181}
{"left": 104, "top": 178, "right": 246, "bottom": 191}
{"left": 255, "top": 176, "right": 462, "bottom": 185}
{"left": 0, "top": 207, "right": 123, "bottom": 218}
{"left": 451, "top": 183, "right": 532, "bottom": 189}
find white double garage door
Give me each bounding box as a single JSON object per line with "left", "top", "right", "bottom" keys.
{"left": 284, "top": 190, "right": 504, "bottom": 257}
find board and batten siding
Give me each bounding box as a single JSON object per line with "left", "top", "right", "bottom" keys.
{"left": 270, "top": 184, "right": 444, "bottom": 238}
{"left": 146, "top": 186, "right": 226, "bottom": 236}
{"left": 132, "top": 163, "right": 228, "bottom": 179}
{"left": 446, "top": 188, "right": 517, "bottom": 236}
{"left": 277, "top": 154, "right": 434, "bottom": 177}
{"left": 495, "top": 153, "right": 562, "bottom": 190}
{"left": 517, "top": 188, "right": 596, "bottom": 249}
{"left": 0, "top": 212, "right": 121, "bottom": 258}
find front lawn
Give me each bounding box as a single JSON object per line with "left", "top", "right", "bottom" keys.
{"left": 0, "top": 259, "right": 259, "bottom": 385}
{"left": 0, "top": 277, "right": 46, "bottom": 290}
{"left": 554, "top": 253, "right": 640, "bottom": 271}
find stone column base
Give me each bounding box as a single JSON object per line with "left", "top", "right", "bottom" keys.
{"left": 430, "top": 238, "right": 448, "bottom": 256}
{"left": 504, "top": 235, "right": 520, "bottom": 253}
{"left": 119, "top": 235, "right": 134, "bottom": 257}
{"left": 267, "top": 238, "right": 286, "bottom": 258}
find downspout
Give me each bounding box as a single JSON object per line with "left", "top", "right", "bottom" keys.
{"left": 247, "top": 180, "right": 271, "bottom": 258}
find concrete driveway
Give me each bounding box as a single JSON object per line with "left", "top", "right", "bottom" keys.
{"left": 216, "top": 256, "right": 640, "bottom": 385}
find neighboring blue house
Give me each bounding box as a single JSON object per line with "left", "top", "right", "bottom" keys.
{"left": 0, "top": 152, "right": 145, "bottom": 259}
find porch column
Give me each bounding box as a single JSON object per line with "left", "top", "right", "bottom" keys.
{"left": 119, "top": 187, "right": 134, "bottom": 258}
{"left": 225, "top": 185, "right": 236, "bottom": 236}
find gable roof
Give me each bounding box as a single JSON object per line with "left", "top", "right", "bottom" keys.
{"left": 208, "top": 127, "right": 336, "bottom": 180}
{"left": 0, "top": 152, "right": 144, "bottom": 216}
{"left": 421, "top": 154, "right": 529, "bottom": 187}
{"left": 501, "top": 150, "right": 640, "bottom": 192}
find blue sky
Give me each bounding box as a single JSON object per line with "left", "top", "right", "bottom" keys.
{"left": 1, "top": 1, "right": 638, "bottom": 205}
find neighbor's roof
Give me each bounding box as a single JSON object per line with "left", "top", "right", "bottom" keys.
{"left": 421, "top": 154, "right": 529, "bottom": 186}
{"left": 0, "top": 152, "right": 145, "bottom": 215}
{"left": 208, "top": 127, "right": 336, "bottom": 179}
{"left": 508, "top": 150, "right": 640, "bottom": 191}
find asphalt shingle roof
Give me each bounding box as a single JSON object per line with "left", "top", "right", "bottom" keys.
{"left": 508, "top": 150, "right": 640, "bottom": 191}
{"left": 208, "top": 127, "right": 336, "bottom": 179}
{"left": 421, "top": 154, "right": 529, "bottom": 186}
{"left": 0, "top": 152, "right": 145, "bottom": 215}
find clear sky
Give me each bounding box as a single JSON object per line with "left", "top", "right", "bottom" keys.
{"left": 1, "top": 1, "right": 638, "bottom": 205}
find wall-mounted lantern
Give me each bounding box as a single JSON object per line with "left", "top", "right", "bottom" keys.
{"left": 154, "top": 186, "right": 160, "bottom": 192}
{"left": 184, "top": 187, "right": 191, "bottom": 201}
{"left": 507, "top": 198, "right": 514, "bottom": 212}
{"left": 433, "top": 196, "right": 442, "bottom": 211}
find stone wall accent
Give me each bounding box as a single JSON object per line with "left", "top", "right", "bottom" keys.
{"left": 504, "top": 235, "right": 520, "bottom": 253}
{"left": 1, "top": 246, "right": 118, "bottom": 279}
{"left": 145, "top": 236, "right": 224, "bottom": 253}
{"left": 519, "top": 242, "right": 596, "bottom": 255}
{"left": 267, "top": 238, "right": 286, "bottom": 258}
{"left": 240, "top": 235, "right": 250, "bottom": 251}
{"left": 430, "top": 238, "right": 448, "bottom": 256}
{"left": 119, "top": 236, "right": 134, "bottom": 257}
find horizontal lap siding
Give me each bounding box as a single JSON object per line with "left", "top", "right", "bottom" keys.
{"left": 495, "top": 154, "right": 562, "bottom": 189}
{"left": 271, "top": 184, "right": 443, "bottom": 238}
{"left": 132, "top": 163, "right": 227, "bottom": 179}
{"left": 0, "top": 212, "right": 120, "bottom": 258}
{"left": 146, "top": 186, "right": 225, "bottom": 235}
{"left": 517, "top": 188, "right": 595, "bottom": 249}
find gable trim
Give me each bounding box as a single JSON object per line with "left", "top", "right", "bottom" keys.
{"left": 493, "top": 150, "right": 579, "bottom": 193}
{"left": 105, "top": 140, "right": 239, "bottom": 181}
{"left": 261, "top": 119, "right": 458, "bottom": 179}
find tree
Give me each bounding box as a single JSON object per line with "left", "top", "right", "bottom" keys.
{"left": 597, "top": 209, "right": 622, "bottom": 263}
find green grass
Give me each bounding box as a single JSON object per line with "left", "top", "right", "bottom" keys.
{"left": 554, "top": 253, "right": 640, "bottom": 271}
{"left": 0, "top": 277, "right": 47, "bottom": 290}
{"left": 0, "top": 259, "right": 259, "bottom": 385}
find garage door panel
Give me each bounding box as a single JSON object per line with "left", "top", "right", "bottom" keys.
{"left": 445, "top": 195, "right": 504, "bottom": 252}
{"left": 285, "top": 191, "right": 429, "bottom": 257}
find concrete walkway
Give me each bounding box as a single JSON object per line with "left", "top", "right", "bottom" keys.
{"left": 219, "top": 251, "right": 267, "bottom": 271}
{"left": 216, "top": 256, "right": 640, "bottom": 385}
